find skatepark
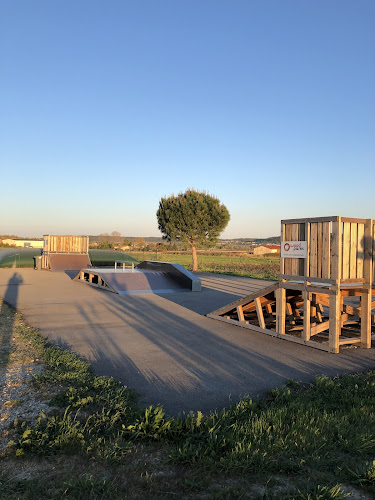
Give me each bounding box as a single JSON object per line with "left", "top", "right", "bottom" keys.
{"left": 1, "top": 220, "right": 374, "bottom": 415}
{"left": 1, "top": 264, "right": 375, "bottom": 416}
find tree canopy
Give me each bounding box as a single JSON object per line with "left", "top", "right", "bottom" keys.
{"left": 156, "top": 189, "right": 230, "bottom": 271}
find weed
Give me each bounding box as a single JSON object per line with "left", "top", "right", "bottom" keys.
{"left": 348, "top": 459, "right": 375, "bottom": 485}
{"left": 4, "top": 304, "right": 375, "bottom": 499}
{"left": 297, "top": 484, "right": 349, "bottom": 499}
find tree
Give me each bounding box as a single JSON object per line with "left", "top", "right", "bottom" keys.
{"left": 133, "top": 237, "right": 146, "bottom": 249}
{"left": 98, "top": 232, "right": 110, "bottom": 245}
{"left": 156, "top": 189, "right": 230, "bottom": 271}
{"left": 111, "top": 231, "right": 122, "bottom": 245}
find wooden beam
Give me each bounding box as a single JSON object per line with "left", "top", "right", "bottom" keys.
{"left": 329, "top": 287, "right": 341, "bottom": 353}
{"left": 361, "top": 219, "right": 373, "bottom": 348}
{"left": 276, "top": 285, "right": 286, "bottom": 334}
{"left": 311, "top": 319, "right": 330, "bottom": 336}
{"left": 254, "top": 297, "right": 266, "bottom": 329}
{"left": 285, "top": 302, "right": 296, "bottom": 325}
{"left": 208, "top": 282, "right": 279, "bottom": 317}
{"left": 281, "top": 216, "right": 339, "bottom": 224}
{"left": 302, "top": 288, "right": 311, "bottom": 341}
{"left": 237, "top": 305, "right": 245, "bottom": 323}
{"left": 331, "top": 217, "right": 342, "bottom": 283}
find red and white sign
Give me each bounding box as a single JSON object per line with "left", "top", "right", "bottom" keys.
{"left": 281, "top": 241, "right": 307, "bottom": 258}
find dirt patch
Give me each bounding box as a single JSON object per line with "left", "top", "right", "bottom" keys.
{"left": 0, "top": 301, "right": 51, "bottom": 451}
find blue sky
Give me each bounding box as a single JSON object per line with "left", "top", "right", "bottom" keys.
{"left": 1, "top": 0, "right": 374, "bottom": 238}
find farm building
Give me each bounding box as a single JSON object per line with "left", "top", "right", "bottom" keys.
{"left": 1, "top": 238, "right": 43, "bottom": 248}
{"left": 254, "top": 245, "right": 281, "bottom": 255}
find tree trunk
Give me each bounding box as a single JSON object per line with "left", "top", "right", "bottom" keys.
{"left": 191, "top": 244, "right": 198, "bottom": 272}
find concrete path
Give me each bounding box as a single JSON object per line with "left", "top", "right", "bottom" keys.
{"left": 1, "top": 268, "right": 374, "bottom": 416}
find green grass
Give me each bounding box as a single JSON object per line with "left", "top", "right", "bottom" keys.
{"left": 89, "top": 249, "right": 138, "bottom": 267}
{"left": 0, "top": 247, "right": 279, "bottom": 281}
{"left": 2, "top": 309, "right": 375, "bottom": 498}
{"left": 0, "top": 248, "right": 42, "bottom": 268}
{"left": 127, "top": 251, "right": 280, "bottom": 280}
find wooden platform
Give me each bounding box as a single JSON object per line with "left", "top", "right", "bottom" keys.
{"left": 207, "top": 281, "right": 375, "bottom": 353}
{"left": 208, "top": 216, "right": 375, "bottom": 353}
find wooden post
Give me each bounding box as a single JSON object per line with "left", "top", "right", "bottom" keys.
{"left": 329, "top": 218, "right": 342, "bottom": 353}
{"left": 276, "top": 285, "right": 286, "bottom": 335}
{"left": 237, "top": 305, "right": 245, "bottom": 323}
{"left": 304, "top": 222, "right": 310, "bottom": 277}
{"left": 255, "top": 298, "right": 266, "bottom": 329}
{"left": 302, "top": 283, "right": 311, "bottom": 341}
{"left": 361, "top": 219, "right": 373, "bottom": 348}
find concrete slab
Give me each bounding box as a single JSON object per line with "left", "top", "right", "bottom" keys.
{"left": 1, "top": 268, "right": 375, "bottom": 416}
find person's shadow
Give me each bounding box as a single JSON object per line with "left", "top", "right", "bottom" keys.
{"left": 1, "top": 272, "right": 24, "bottom": 394}
{"left": 3, "top": 272, "right": 24, "bottom": 309}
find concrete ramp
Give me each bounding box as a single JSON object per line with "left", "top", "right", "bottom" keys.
{"left": 48, "top": 254, "right": 92, "bottom": 271}
{"left": 73, "top": 261, "right": 201, "bottom": 295}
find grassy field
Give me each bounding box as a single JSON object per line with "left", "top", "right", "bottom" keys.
{"left": 127, "top": 251, "right": 280, "bottom": 281}
{"left": 1, "top": 299, "right": 374, "bottom": 499}
{"left": 0, "top": 248, "right": 280, "bottom": 280}
{"left": 0, "top": 249, "right": 137, "bottom": 270}
{"left": 0, "top": 248, "right": 42, "bottom": 268}
{"left": 89, "top": 249, "right": 138, "bottom": 267}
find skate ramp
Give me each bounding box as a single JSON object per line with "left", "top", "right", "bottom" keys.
{"left": 74, "top": 261, "right": 201, "bottom": 295}
{"left": 48, "top": 254, "right": 92, "bottom": 271}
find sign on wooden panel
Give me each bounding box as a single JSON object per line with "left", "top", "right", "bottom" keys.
{"left": 281, "top": 241, "right": 308, "bottom": 258}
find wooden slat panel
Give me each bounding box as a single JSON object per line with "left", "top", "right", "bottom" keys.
{"left": 42, "top": 235, "right": 89, "bottom": 255}
{"left": 304, "top": 222, "right": 310, "bottom": 277}
{"left": 331, "top": 218, "right": 342, "bottom": 282}
{"left": 341, "top": 217, "right": 368, "bottom": 224}
{"left": 317, "top": 222, "right": 323, "bottom": 278}
{"left": 321, "top": 222, "right": 331, "bottom": 279}
{"left": 280, "top": 224, "right": 285, "bottom": 274}
{"left": 310, "top": 223, "right": 318, "bottom": 277}
{"left": 298, "top": 223, "right": 305, "bottom": 276}
{"left": 342, "top": 222, "right": 350, "bottom": 280}
{"left": 356, "top": 224, "right": 364, "bottom": 279}
{"left": 291, "top": 224, "right": 299, "bottom": 275}
{"left": 350, "top": 223, "right": 357, "bottom": 279}
{"left": 361, "top": 219, "right": 373, "bottom": 347}
{"left": 284, "top": 224, "right": 292, "bottom": 275}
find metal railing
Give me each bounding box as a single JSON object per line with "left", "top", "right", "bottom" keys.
{"left": 114, "top": 260, "right": 135, "bottom": 272}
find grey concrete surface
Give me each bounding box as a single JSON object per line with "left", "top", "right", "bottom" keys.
{"left": 1, "top": 268, "right": 375, "bottom": 416}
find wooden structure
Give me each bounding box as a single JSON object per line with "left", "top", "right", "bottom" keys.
{"left": 42, "top": 235, "right": 90, "bottom": 270}
{"left": 208, "top": 217, "right": 375, "bottom": 353}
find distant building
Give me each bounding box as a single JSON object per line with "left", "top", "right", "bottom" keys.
{"left": 253, "top": 245, "right": 281, "bottom": 255}
{"left": 1, "top": 238, "right": 43, "bottom": 248}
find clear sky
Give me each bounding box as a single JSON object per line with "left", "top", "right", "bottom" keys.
{"left": 1, "top": 0, "right": 374, "bottom": 238}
